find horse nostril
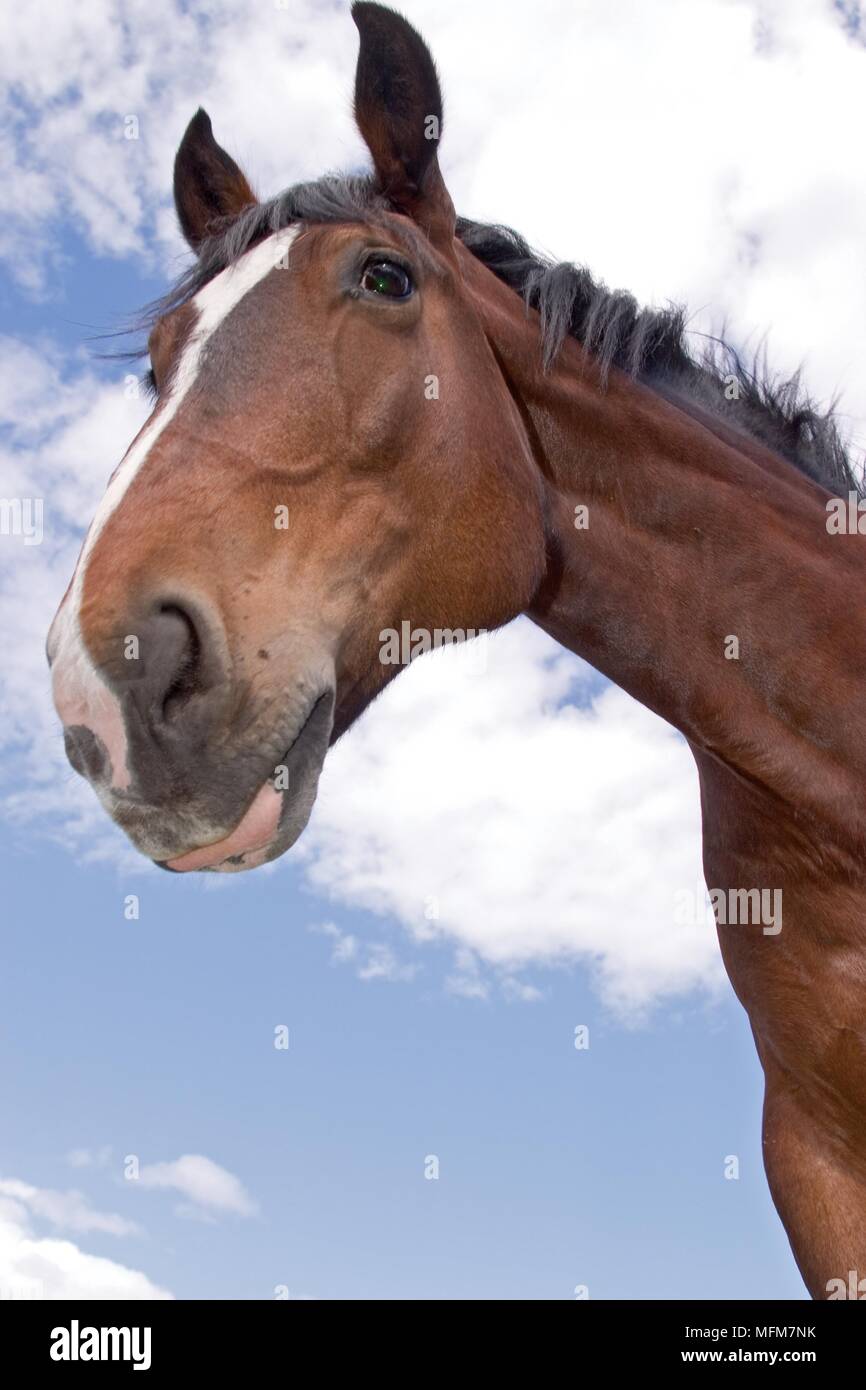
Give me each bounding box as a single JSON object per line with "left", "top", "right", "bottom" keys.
{"left": 64, "top": 725, "right": 110, "bottom": 782}
{"left": 105, "top": 593, "right": 227, "bottom": 746}
{"left": 129, "top": 600, "right": 212, "bottom": 731}
{"left": 156, "top": 603, "right": 202, "bottom": 725}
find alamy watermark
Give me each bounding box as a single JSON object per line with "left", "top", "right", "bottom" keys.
{"left": 675, "top": 885, "right": 782, "bottom": 936}
{"left": 50, "top": 1321, "right": 151, "bottom": 1371}
{"left": 826, "top": 492, "right": 866, "bottom": 534}
{"left": 379, "top": 621, "right": 488, "bottom": 671}
{"left": 826, "top": 1270, "right": 866, "bottom": 1299}
{"left": 0, "top": 497, "right": 43, "bottom": 545}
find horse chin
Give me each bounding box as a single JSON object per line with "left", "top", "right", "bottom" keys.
{"left": 161, "top": 687, "right": 335, "bottom": 874}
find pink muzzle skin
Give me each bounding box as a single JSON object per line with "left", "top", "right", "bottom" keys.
{"left": 166, "top": 783, "right": 284, "bottom": 872}
{"left": 52, "top": 671, "right": 132, "bottom": 793}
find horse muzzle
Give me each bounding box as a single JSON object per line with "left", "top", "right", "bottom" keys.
{"left": 49, "top": 588, "right": 336, "bottom": 871}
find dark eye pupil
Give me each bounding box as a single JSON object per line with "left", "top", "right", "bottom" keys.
{"left": 362, "top": 261, "right": 411, "bottom": 298}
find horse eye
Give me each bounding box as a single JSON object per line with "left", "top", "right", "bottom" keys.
{"left": 360, "top": 259, "right": 413, "bottom": 299}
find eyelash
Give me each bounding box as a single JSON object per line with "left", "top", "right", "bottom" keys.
{"left": 142, "top": 367, "right": 157, "bottom": 400}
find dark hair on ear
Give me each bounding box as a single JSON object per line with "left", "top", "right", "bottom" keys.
{"left": 351, "top": 3, "right": 454, "bottom": 243}
{"left": 173, "top": 108, "right": 257, "bottom": 251}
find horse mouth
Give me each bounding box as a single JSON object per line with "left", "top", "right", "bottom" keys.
{"left": 161, "top": 689, "right": 335, "bottom": 873}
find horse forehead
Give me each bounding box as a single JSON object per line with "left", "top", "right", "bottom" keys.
{"left": 185, "top": 225, "right": 300, "bottom": 336}
{"left": 122, "top": 231, "right": 303, "bottom": 468}
{"left": 148, "top": 227, "right": 296, "bottom": 360}
{"left": 58, "top": 226, "right": 302, "bottom": 626}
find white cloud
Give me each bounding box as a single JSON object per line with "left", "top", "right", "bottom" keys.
{"left": 311, "top": 922, "right": 418, "bottom": 983}
{"left": 443, "top": 946, "right": 545, "bottom": 1003}
{"left": 0, "top": 1177, "right": 170, "bottom": 1300}
{"left": 446, "top": 949, "right": 492, "bottom": 1002}
{"left": 446, "top": 975, "right": 491, "bottom": 1002}
{"left": 134, "top": 1155, "right": 257, "bottom": 1218}
{"left": 300, "top": 624, "right": 723, "bottom": 1019}
{"left": 500, "top": 977, "right": 544, "bottom": 1004}
{"left": 445, "top": 0, "right": 866, "bottom": 441}
{"left": 0, "top": 0, "right": 363, "bottom": 289}
{"left": 0, "top": 338, "right": 149, "bottom": 865}
{"left": 312, "top": 921, "right": 359, "bottom": 963}
{"left": 357, "top": 944, "right": 418, "bottom": 984}
{"left": 0, "top": 1177, "right": 138, "bottom": 1237}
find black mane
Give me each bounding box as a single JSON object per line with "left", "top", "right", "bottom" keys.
{"left": 457, "top": 217, "right": 861, "bottom": 497}
{"left": 134, "top": 175, "right": 862, "bottom": 498}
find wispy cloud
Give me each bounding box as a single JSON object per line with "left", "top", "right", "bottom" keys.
{"left": 442, "top": 948, "right": 544, "bottom": 1003}
{"left": 134, "top": 1155, "right": 257, "bottom": 1219}
{"left": 0, "top": 1175, "right": 139, "bottom": 1238}
{"left": 500, "top": 977, "right": 544, "bottom": 1004}
{"left": 311, "top": 923, "right": 418, "bottom": 983}
{"left": 66, "top": 1145, "right": 113, "bottom": 1170}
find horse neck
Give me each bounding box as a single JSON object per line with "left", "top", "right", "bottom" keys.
{"left": 462, "top": 248, "right": 866, "bottom": 847}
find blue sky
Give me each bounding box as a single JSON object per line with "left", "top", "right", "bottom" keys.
{"left": 0, "top": 821, "right": 802, "bottom": 1299}
{"left": 2, "top": 0, "right": 864, "bottom": 1300}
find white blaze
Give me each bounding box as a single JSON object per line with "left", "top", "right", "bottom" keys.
{"left": 50, "top": 227, "right": 300, "bottom": 790}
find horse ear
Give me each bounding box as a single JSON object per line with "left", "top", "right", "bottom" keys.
{"left": 173, "top": 109, "right": 258, "bottom": 252}
{"left": 352, "top": 3, "right": 455, "bottom": 247}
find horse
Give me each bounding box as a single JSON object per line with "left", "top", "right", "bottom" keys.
{"left": 47, "top": 2, "right": 866, "bottom": 1299}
